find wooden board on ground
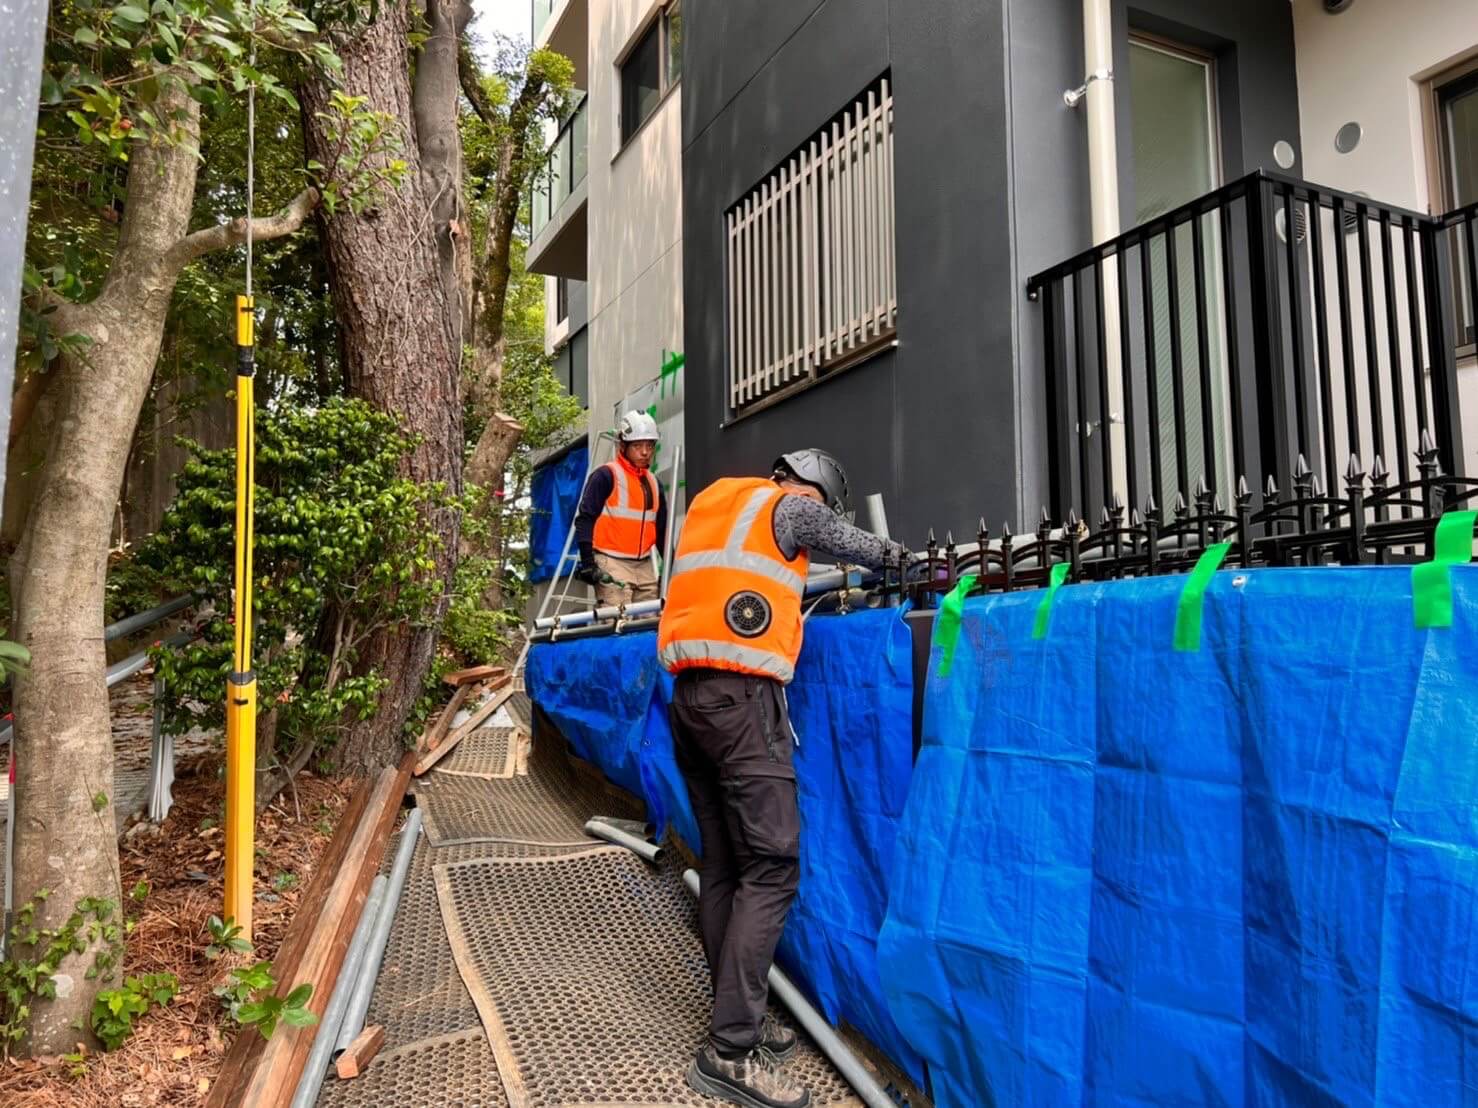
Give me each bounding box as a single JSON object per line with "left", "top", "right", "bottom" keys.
{"left": 443, "top": 664, "right": 508, "bottom": 688}
{"left": 214, "top": 752, "right": 414, "bottom": 1108}
{"left": 335, "top": 1023, "right": 386, "bottom": 1079}
{"left": 418, "top": 682, "right": 473, "bottom": 753}
{"left": 414, "top": 685, "right": 516, "bottom": 776}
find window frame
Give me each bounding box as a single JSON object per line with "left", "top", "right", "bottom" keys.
{"left": 1126, "top": 31, "right": 1225, "bottom": 219}
{"left": 616, "top": 2, "right": 682, "bottom": 152}
{"left": 1420, "top": 52, "right": 1478, "bottom": 356}
{"left": 555, "top": 276, "right": 569, "bottom": 324}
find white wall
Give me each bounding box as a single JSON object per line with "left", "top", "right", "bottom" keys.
{"left": 1293, "top": 0, "right": 1478, "bottom": 211}
{"left": 1293, "top": 0, "right": 1478, "bottom": 476}
{"left": 585, "top": 0, "right": 684, "bottom": 435}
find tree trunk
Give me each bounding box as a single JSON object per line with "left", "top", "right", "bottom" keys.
{"left": 8, "top": 85, "right": 200, "bottom": 1055}
{"left": 414, "top": 0, "right": 472, "bottom": 351}
{"left": 8, "top": 79, "right": 318, "bottom": 1054}
{"left": 464, "top": 411, "right": 523, "bottom": 609}
{"left": 303, "top": 6, "right": 463, "bottom": 774}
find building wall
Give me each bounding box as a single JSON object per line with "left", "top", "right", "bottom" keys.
{"left": 1292, "top": 0, "right": 1478, "bottom": 213}
{"left": 683, "top": 0, "right": 1018, "bottom": 546}
{"left": 1292, "top": 0, "right": 1478, "bottom": 475}
{"left": 682, "top": 0, "right": 1303, "bottom": 544}
{"left": 548, "top": 0, "right": 684, "bottom": 447}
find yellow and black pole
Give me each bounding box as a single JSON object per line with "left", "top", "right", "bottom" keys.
{"left": 225, "top": 36, "right": 258, "bottom": 938}
{"left": 225, "top": 295, "right": 257, "bottom": 938}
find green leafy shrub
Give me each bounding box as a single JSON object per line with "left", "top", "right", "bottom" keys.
{"left": 90, "top": 973, "right": 178, "bottom": 1050}
{"left": 141, "top": 397, "right": 460, "bottom": 770}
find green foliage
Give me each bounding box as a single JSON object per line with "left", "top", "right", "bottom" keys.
{"left": 90, "top": 973, "right": 178, "bottom": 1051}
{"left": 142, "top": 398, "right": 458, "bottom": 770}
{"left": 0, "top": 641, "right": 31, "bottom": 682}
{"left": 0, "top": 892, "right": 124, "bottom": 1058}
{"left": 104, "top": 550, "right": 167, "bottom": 626}
{"left": 214, "top": 960, "right": 316, "bottom": 1040}
{"left": 204, "top": 915, "right": 251, "bottom": 961}
{"left": 271, "top": 871, "right": 299, "bottom": 892}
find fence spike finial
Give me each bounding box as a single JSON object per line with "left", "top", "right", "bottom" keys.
{"left": 1002, "top": 519, "right": 1012, "bottom": 541}
{"left": 1371, "top": 455, "right": 1389, "bottom": 484}
{"left": 1311, "top": 472, "right": 1326, "bottom": 497}
{"left": 1265, "top": 473, "right": 1280, "bottom": 499}
{"left": 1173, "top": 491, "right": 1188, "bottom": 516}
{"left": 1237, "top": 474, "right": 1251, "bottom": 501}
{"left": 1294, "top": 453, "right": 1311, "bottom": 480}
{"left": 1345, "top": 453, "right": 1364, "bottom": 482}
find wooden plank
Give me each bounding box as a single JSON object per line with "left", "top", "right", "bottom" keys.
{"left": 418, "top": 682, "right": 473, "bottom": 753}
{"left": 334, "top": 1024, "right": 385, "bottom": 1079}
{"left": 441, "top": 664, "right": 507, "bottom": 688}
{"left": 413, "top": 684, "right": 516, "bottom": 776}
{"left": 236, "top": 761, "right": 410, "bottom": 1107}
{"left": 205, "top": 778, "right": 373, "bottom": 1108}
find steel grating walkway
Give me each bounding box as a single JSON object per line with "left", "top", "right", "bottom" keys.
{"left": 317, "top": 694, "right": 865, "bottom": 1107}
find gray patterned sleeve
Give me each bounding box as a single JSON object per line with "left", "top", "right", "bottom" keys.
{"left": 772, "top": 494, "right": 907, "bottom": 569}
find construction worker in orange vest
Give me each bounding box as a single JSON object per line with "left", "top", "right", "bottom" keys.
{"left": 574, "top": 410, "right": 667, "bottom": 609}
{"left": 658, "top": 449, "right": 907, "bottom": 1108}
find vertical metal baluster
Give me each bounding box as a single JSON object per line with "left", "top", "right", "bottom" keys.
{"left": 1093, "top": 255, "right": 1112, "bottom": 512}
{"left": 1378, "top": 211, "right": 1409, "bottom": 502}
{"left": 1072, "top": 270, "right": 1091, "bottom": 513}
{"left": 1166, "top": 219, "right": 1191, "bottom": 500}
{"left": 1219, "top": 200, "right": 1247, "bottom": 486}
{"left": 1117, "top": 244, "right": 1139, "bottom": 516}
{"left": 1331, "top": 197, "right": 1361, "bottom": 458}
{"left": 1141, "top": 233, "right": 1165, "bottom": 508}
{"left": 1283, "top": 188, "right": 1311, "bottom": 456}
{"left": 1355, "top": 203, "right": 1385, "bottom": 462}
{"left": 1308, "top": 194, "right": 1339, "bottom": 487}
{"left": 1191, "top": 209, "right": 1218, "bottom": 495}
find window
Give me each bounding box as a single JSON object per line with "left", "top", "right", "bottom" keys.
{"left": 553, "top": 327, "right": 589, "bottom": 409}
{"left": 556, "top": 277, "right": 569, "bottom": 324}
{"left": 725, "top": 78, "right": 896, "bottom": 415}
{"left": 1423, "top": 57, "right": 1478, "bottom": 350}
{"left": 1128, "top": 36, "right": 1221, "bottom": 222}
{"left": 619, "top": 3, "right": 681, "bottom": 146}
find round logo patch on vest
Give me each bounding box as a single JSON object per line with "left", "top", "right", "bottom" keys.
{"left": 725, "top": 591, "right": 772, "bottom": 638}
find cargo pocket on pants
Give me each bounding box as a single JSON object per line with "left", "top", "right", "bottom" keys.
{"left": 722, "top": 769, "right": 801, "bottom": 859}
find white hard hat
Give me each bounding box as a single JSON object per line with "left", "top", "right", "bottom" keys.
{"left": 617, "top": 410, "right": 660, "bottom": 443}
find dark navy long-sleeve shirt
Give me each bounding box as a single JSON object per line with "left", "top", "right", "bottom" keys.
{"left": 575, "top": 464, "right": 668, "bottom": 564}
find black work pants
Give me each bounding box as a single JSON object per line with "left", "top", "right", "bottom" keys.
{"left": 672, "top": 669, "right": 801, "bottom": 1054}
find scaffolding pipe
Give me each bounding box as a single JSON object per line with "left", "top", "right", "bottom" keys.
{"left": 681, "top": 869, "right": 894, "bottom": 1108}
{"left": 334, "top": 808, "right": 423, "bottom": 1055}
{"left": 104, "top": 594, "right": 196, "bottom": 643}
{"left": 289, "top": 875, "right": 388, "bottom": 1108}
{"left": 585, "top": 818, "right": 665, "bottom": 864}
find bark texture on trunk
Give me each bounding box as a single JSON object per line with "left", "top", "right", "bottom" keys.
{"left": 303, "top": 5, "right": 463, "bottom": 774}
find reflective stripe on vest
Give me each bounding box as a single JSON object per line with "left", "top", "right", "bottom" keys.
{"left": 657, "top": 638, "right": 795, "bottom": 683}
{"left": 593, "top": 461, "right": 659, "bottom": 557}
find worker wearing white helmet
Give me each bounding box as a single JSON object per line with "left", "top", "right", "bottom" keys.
{"left": 573, "top": 410, "right": 667, "bottom": 608}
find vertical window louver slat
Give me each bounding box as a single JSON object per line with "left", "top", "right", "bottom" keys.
{"left": 725, "top": 80, "right": 896, "bottom": 413}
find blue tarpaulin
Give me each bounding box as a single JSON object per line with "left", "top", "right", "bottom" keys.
{"left": 528, "top": 443, "right": 588, "bottom": 583}
{"left": 877, "top": 566, "right": 1478, "bottom": 1107}
{"left": 527, "top": 607, "right": 921, "bottom": 1080}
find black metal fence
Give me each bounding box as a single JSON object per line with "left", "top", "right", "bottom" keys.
{"left": 1026, "top": 171, "right": 1473, "bottom": 525}
{"left": 881, "top": 448, "right": 1478, "bottom": 609}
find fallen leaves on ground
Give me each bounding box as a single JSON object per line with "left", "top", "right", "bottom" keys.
{"left": 0, "top": 750, "right": 355, "bottom": 1107}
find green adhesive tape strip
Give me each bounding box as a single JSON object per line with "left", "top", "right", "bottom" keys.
{"left": 1174, "top": 542, "right": 1232, "bottom": 652}
{"left": 1032, "top": 563, "right": 1071, "bottom": 641}
{"left": 1413, "top": 510, "right": 1478, "bottom": 629}
{"left": 933, "top": 574, "right": 977, "bottom": 679}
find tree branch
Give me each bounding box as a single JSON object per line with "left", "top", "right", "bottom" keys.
{"left": 458, "top": 37, "right": 499, "bottom": 127}
{"left": 164, "top": 187, "right": 321, "bottom": 273}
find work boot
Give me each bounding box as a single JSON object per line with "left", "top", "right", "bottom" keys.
{"left": 688, "top": 1042, "right": 811, "bottom": 1108}
{"left": 759, "top": 1012, "right": 798, "bottom": 1060}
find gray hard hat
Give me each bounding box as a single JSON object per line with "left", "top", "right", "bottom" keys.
{"left": 774, "top": 448, "right": 851, "bottom": 516}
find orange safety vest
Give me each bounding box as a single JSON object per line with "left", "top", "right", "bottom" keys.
{"left": 657, "top": 477, "right": 809, "bottom": 683}
{"left": 592, "top": 455, "right": 661, "bottom": 558}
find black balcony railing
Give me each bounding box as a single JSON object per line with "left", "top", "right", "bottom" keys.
{"left": 1026, "top": 171, "right": 1473, "bottom": 526}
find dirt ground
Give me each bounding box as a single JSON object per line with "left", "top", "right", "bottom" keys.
{"left": 0, "top": 745, "right": 356, "bottom": 1106}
